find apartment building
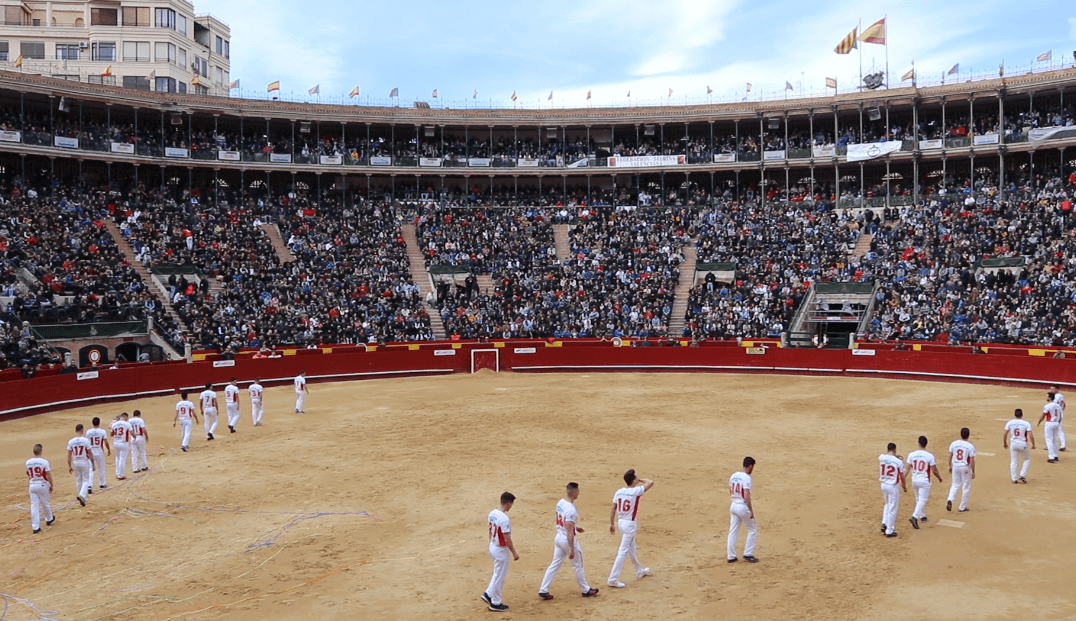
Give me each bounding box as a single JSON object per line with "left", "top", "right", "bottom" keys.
{"left": 0, "top": 0, "right": 230, "bottom": 96}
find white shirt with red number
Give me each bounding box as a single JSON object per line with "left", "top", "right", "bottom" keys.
{"left": 488, "top": 509, "right": 511, "bottom": 547}
{"left": 129, "top": 417, "right": 147, "bottom": 438}
{"left": 949, "top": 440, "right": 976, "bottom": 468}
{"left": 26, "top": 457, "right": 50, "bottom": 485}
{"left": 729, "top": 471, "right": 752, "bottom": 505}
{"left": 1044, "top": 402, "right": 1063, "bottom": 423}
{"left": 554, "top": 499, "right": 578, "bottom": 538}
{"left": 200, "top": 390, "right": 218, "bottom": 412}
{"left": 879, "top": 454, "right": 903, "bottom": 485}
{"left": 249, "top": 383, "right": 264, "bottom": 402}
{"left": 906, "top": 449, "right": 935, "bottom": 484}
{"left": 612, "top": 485, "right": 646, "bottom": 522}
{"left": 294, "top": 375, "right": 306, "bottom": 393}
{"left": 1005, "top": 419, "right": 1033, "bottom": 449}
{"left": 67, "top": 436, "right": 92, "bottom": 464}
{"left": 110, "top": 420, "right": 132, "bottom": 445}
{"left": 225, "top": 385, "right": 240, "bottom": 406}
{"left": 86, "top": 427, "right": 108, "bottom": 454}
{"left": 176, "top": 400, "right": 195, "bottom": 422}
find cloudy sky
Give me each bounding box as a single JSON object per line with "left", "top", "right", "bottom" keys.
{"left": 203, "top": 0, "right": 1076, "bottom": 107}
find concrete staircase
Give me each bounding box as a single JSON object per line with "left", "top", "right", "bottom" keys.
{"left": 476, "top": 274, "right": 495, "bottom": 297}
{"left": 260, "top": 223, "right": 295, "bottom": 264}
{"left": 552, "top": 224, "right": 573, "bottom": 263}
{"left": 400, "top": 223, "right": 447, "bottom": 340}
{"left": 853, "top": 233, "right": 873, "bottom": 258}
{"left": 102, "top": 219, "right": 188, "bottom": 333}
{"left": 666, "top": 238, "right": 698, "bottom": 338}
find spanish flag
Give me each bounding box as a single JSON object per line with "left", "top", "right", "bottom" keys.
{"left": 834, "top": 27, "right": 857, "bottom": 54}
{"left": 901, "top": 68, "right": 915, "bottom": 81}
{"left": 826, "top": 77, "right": 837, "bottom": 89}
{"left": 101, "top": 64, "right": 112, "bottom": 77}
{"left": 1036, "top": 50, "right": 1051, "bottom": 62}
{"left": 267, "top": 80, "right": 280, "bottom": 92}
{"left": 229, "top": 79, "right": 239, "bottom": 89}
{"left": 858, "top": 18, "right": 886, "bottom": 45}
{"left": 191, "top": 74, "right": 200, "bottom": 86}
{"left": 13, "top": 54, "right": 22, "bottom": 68}
{"left": 348, "top": 86, "right": 359, "bottom": 98}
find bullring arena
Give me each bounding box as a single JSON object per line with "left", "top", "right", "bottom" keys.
{"left": 4, "top": 343, "right": 1076, "bottom": 620}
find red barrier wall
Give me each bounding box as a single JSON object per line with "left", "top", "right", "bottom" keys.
{"left": 4, "top": 342, "right": 1073, "bottom": 419}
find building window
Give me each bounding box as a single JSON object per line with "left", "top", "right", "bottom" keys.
{"left": 191, "top": 56, "right": 208, "bottom": 77}
{"left": 0, "top": 41, "right": 8, "bottom": 62}
{"left": 178, "top": 47, "right": 186, "bottom": 68}
{"left": 155, "top": 41, "right": 176, "bottom": 64}
{"left": 55, "top": 44, "right": 80, "bottom": 60}
{"left": 122, "top": 41, "right": 150, "bottom": 62}
{"left": 123, "top": 75, "right": 150, "bottom": 90}
{"left": 178, "top": 81, "right": 186, "bottom": 94}
{"left": 4, "top": 6, "right": 24, "bottom": 25}
{"left": 155, "top": 8, "right": 175, "bottom": 29}
{"left": 215, "top": 35, "right": 222, "bottom": 55}
{"left": 223, "top": 40, "right": 229, "bottom": 59}
{"left": 91, "top": 41, "right": 116, "bottom": 61}
{"left": 177, "top": 14, "right": 187, "bottom": 36}
{"left": 20, "top": 41, "right": 45, "bottom": 59}
{"left": 214, "top": 66, "right": 222, "bottom": 83}
{"left": 31, "top": 18, "right": 40, "bottom": 26}
{"left": 122, "top": 7, "right": 149, "bottom": 27}
{"left": 155, "top": 76, "right": 176, "bottom": 93}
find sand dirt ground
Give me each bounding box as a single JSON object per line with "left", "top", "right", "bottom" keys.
{"left": 2, "top": 372, "right": 1075, "bottom": 620}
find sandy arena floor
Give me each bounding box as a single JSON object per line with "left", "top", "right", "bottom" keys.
{"left": 2, "top": 372, "right": 1075, "bottom": 620}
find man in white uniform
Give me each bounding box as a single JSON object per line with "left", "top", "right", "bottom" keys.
{"left": 947, "top": 428, "right": 976, "bottom": 512}
{"left": 1004, "top": 409, "right": 1035, "bottom": 483}
{"left": 199, "top": 383, "right": 219, "bottom": 440}
{"left": 129, "top": 410, "right": 149, "bottom": 473}
{"left": 85, "top": 417, "right": 110, "bottom": 491}
{"left": 1049, "top": 385, "right": 1066, "bottom": 451}
{"left": 483, "top": 492, "right": 518, "bottom": 613}
{"left": 66, "top": 424, "right": 93, "bottom": 506}
{"left": 879, "top": 443, "right": 906, "bottom": 537}
{"left": 294, "top": 371, "right": 308, "bottom": 413}
{"left": 224, "top": 378, "right": 241, "bottom": 433}
{"left": 727, "top": 456, "right": 759, "bottom": 562}
{"left": 249, "top": 378, "right": 265, "bottom": 426}
{"left": 607, "top": 469, "right": 653, "bottom": 587}
{"left": 1038, "top": 394, "right": 1063, "bottom": 463}
{"left": 538, "top": 482, "right": 599, "bottom": 600}
{"left": 905, "top": 436, "right": 942, "bottom": 529}
{"left": 109, "top": 413, "right": 133, "bottom": 480}
{"left": 26, "top": 444, "right": 55, "bottom": 534}
{"left": 174, "top": 391, "right": 199, "bottom": 452}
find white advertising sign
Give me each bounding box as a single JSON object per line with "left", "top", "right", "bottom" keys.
{"left": 269, "top": 153, "right": 293, "bottom": 163}
{"left": 218, "top": 150, "right": 241, "bottom": 161}
{"left": 110, "top": 142, "right": 135, "bottom": 154}
{"left": 845, "top": 141, "right": 902, "bottom": 162}
{"left": 54, "top": 136, "right": 79, "bottom": 148}
{"left": 607, "top": 155, "right": 685, "bottom": 168}
{"left": 165, "top": 147, "right": 189, "bottom": 158}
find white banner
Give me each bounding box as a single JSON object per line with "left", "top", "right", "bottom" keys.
{"left": 110, "top": 142, "right": 135, "bottom": 154}
{"left": 419, "top": 157, "right": 443, "bottom": 167}
{"left": 433, "top": 349, "right": 456, "bottom": 356}
{"left": 212, "top": 359, "right": 236, "bottom": 367}
{"left": 468, "top": 157, "right": 491, "bottom": 167}
{"left": 851, "top": 348, "right": 877, "bottom": 356}
{"left": 1028, "top": 126, "right": 1076, "bottom": 142}
{"left": 517, "top": 157, "right": 540, "bottom": 167}
{"left": 918, "top": 139, "right": 943, "bottom": 150}
{"left": 369, "top": 155, "right": 392, "bottom": 166}
{"left": 607, "top": 154, "right": 685, "bottom": 168}
{"left": 218, "top": 150, "right": 241, "bottom": 161}
{"left": 319, "top": 155, "right": 343, "bottom": 165}
{"left": 513, "top": 347, "right": 537, "bottom": 354}
{"left": 972, "top": 133, "right": 999, "bottom": 146}
{"left": 0, "top": 130, "right": 22, "bottom": 143}
{"left": 77, "top": 371, "right": 99, "bottom": 381}
{"left": 165, "top": 147, "right": 189, "bottom": 158}
{"left": 269, "top": 153, "right": 293, "bottom": 163}
{"left": 763, "top": 150, "right": 786, "bottom": 161}
{"left": 54, "top": 135, "right": 79, "bottom": 149}
{"left": 846, "top": 141, "right": 902, "bottom": 162}
{"left": 712, "top": 153, "right": 736, "bottom": 163}
{"left": 812, "top": 145, "right": 836, "bottom": 158}
{"left": 566, "top": 158, "right": 589, "bottom": 168}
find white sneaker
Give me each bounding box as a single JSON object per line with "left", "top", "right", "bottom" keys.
{"left": 637, "top": 568, "right": 651, "bottom": 578}
{"left": 607, "top": 580, "right": 626, "bottom": 588}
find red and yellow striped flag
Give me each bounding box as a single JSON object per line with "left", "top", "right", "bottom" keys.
{"left": 858, "top": 18, "right": 886, "bottom": 45}
{"left": 834, "top": 27, "right": 857, "bottom": 54}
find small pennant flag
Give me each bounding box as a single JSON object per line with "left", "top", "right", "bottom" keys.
{"left": 13, "top": 54, "right": 22, "bottom": 68}
{"left": 746, "top": 83, "right": 752, "bottom": 92}
{"left": 473, "top": 89, "right": 478, "bottom": 99}
{"left": 668, "top": 87, "right": 674, "bottom": 97}
{"left": 706, "top": 85, "right": 712, "bottom": 94}
{"left": 268, "top": 80, "right": 280, "bottom": 92}
{"left": 432, "top": 89, "right": 438, "bottom": 98}
{"left": 548, "top": 90, "right": 553, "bottom": 101}
{"left": 834, "top": 27, "right": 858, "bottom": 54}
{"left": 858, "top": 18, "right": 886, "bottom": 45}
{"left": 390, "top": 87, "right": 399, "bottom": 97}
{"left": 1036, "top": 50, "right": 1051, "bottom": 62}
{"left": 785, "top": 81, "right": 794, "bottom": 90}
{"left": 102, "top": 64, "right": 113, "bottom": 76}
{"left": 948, "top": 63, "right": 959, "bottom": 75}
{"left": 901, "top": 68, "right": 915, "bottom": 81}
{"left": 511, "top": 91, "right": 517, "bottom": 101}
{"left": 309, "top": 84, "right": 319, "bottom": 96}
{"left": 191, "top": 74, "right": 200, "bottom": 86}
{"left": 825, "top": 77, "right": 837, "bottom": 89}
{"left": 349, "top": 86, "right": 359, "bottom": 98}
{"left": 626, "top": 90, "right": 631, "bottom": 98}
{"left": 999, "top": 62, "right": 1005, "bottom": 77}
{"left": 587, "top": 90, "right": 591, "bottom": 100}
{"left": 229, "top": 79, "right": 239, "bottom": 90}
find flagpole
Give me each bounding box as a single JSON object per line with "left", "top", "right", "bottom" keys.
{"left": 884, "top": 14, "right": 889, "bottom": 89}
{"left": 858, "top": 17, "right": 863, "bottom": 91}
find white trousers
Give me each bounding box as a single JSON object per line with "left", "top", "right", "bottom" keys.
{"left": 179, "top": 419, "right": 192, "bottom": 447}
{"left": 251, "top": 399, "right": 264, "bottom": 425}
{"left": 609, "top": 519, "right": 644, "bottom": 581}
{"left": 486, "top": 544, "right": 510, "bottom": 606}
{"left": 132, "top": 436, "right": 148, "bottom": 470}
{"left": 1010, "top": 444, "right": 1030, "bottom": 480}
{"left": 91, "top": 450, "right": 106, "bottom": 487}
{"left": 880, "top": 483, "right": 900, "bottom": 534}
{"left": 1059, "top": 420, "right": 1067, "bottom": 450}
{"left": 948, "top": 466, "right": 971, "bottom": 510}
{"left": 539, "top": 534, "right": 590, "bottom": 594}
{"left": 29, "top": 483, "right": 53, "bottom": 530}
{"left": 1045, "top": 422, "right": 1061, "bottom": 459}
{"left": 911, "top": 479, "right": 931, "bottom": 520}
{"left": 114, "top": 442, "right": 130, "bottom": 479}
{"left": 227, "top": 404, "right": 240, "bottom": 428}
{"left": 204, "top": 409, "right": 219, "bottom": 435}
{"left": 72, "top": 460, "right": 92, "bottom": 499}
{"left": 727, "top": 502, "right": 757, "bottom": 559}
{"left": 295, "top": 392, "right": 305, "bottom": 412}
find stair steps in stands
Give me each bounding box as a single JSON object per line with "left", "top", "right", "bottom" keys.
{"left": 552, "top": 224, "right": 573, "bottom": 263}
{"left": 476, "top": 274, "right": 495, "bottom": 297}
{"left": 666, "top": 239, "right": 698, "bottom": 338}
{"left": 400, "top": 223, "right": 448, "bottom": 340}
{"left": 102, "top": 219, "right": 188, "bottom": 333}
{"left": 260, "top": 223, "right": 296, "bottom": 264}
{"left": 853, "top": 233, "right": 873, "bottom": 258}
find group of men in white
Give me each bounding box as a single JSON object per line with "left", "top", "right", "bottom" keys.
{"left": 24, "top": 372, "right": 311, "bottom": 533}
{"left": 878, "top": 385, "right": 1066, "bottom": 537}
